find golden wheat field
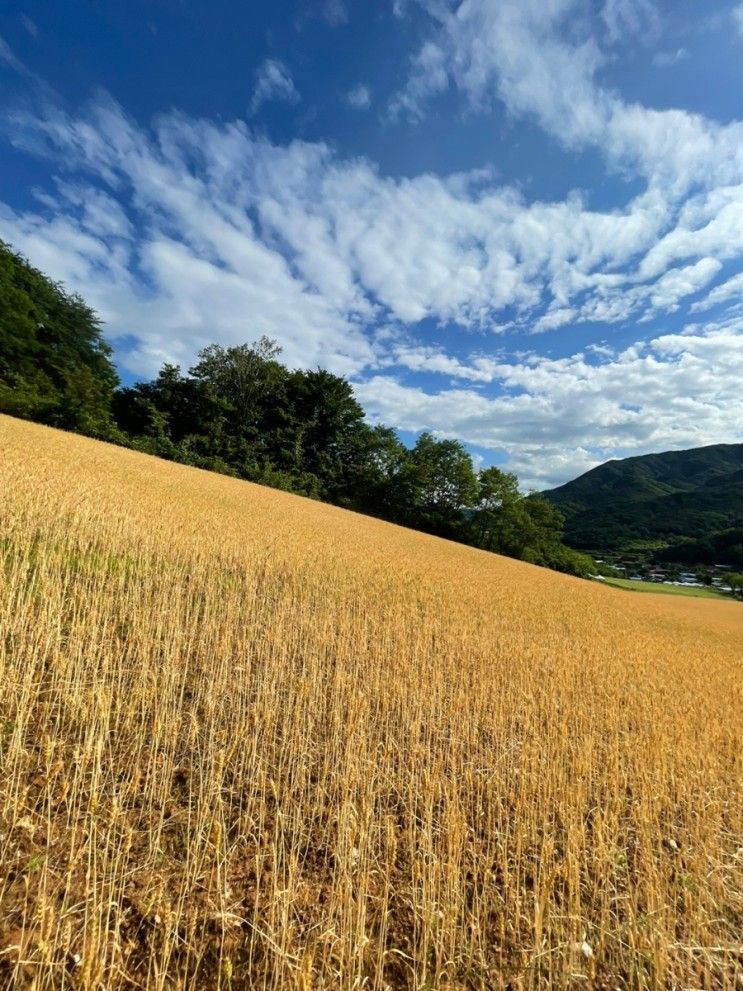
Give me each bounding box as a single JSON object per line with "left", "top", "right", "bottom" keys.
{"left": 0, "top": 414, "right": 741, "bottom": 991}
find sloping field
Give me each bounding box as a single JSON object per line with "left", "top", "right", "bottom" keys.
{"left": 1, "top": 415, "right": 741, "bottom": 990}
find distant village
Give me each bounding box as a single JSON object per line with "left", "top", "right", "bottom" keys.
{"left": 594, "top": 558, "right": 736, "bottom": 593}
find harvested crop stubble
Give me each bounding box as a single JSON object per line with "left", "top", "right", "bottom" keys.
{"left": 0, "top": 414, "right": 742, "bottom": 990}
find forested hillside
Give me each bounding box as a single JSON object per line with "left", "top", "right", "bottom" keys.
{"left": 658, "top": 527, "right": 743, "bottom": 569}
{"left": 0, "top": 240, "right": 591, "bottom": 576}
{"left": 0, "top": 240, "right": 118, "bottom": 434}
{"left": 542, "top": 445, "right": 743, "bottom": 554}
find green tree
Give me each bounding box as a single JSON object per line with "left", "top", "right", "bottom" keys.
{"left": 342, "top": 423, "right": 408, "bottom": 515}
{"left": 399, "top": 432, "right": 478, "bottom": 538}
{"left": 113, "top": 363, "right": 221, "bottom": 460}
{"left": 189, "top": 338, "right": 289, "bottom": 467}
{"left": 189, "top": 337, "right": 283, "bottom": 421}
{"left": 521, "top": 494, "right": 567, "bottom": 554}
{"left": 722, "top": 572, "right": 743, "bottom": 599}
{"left": 472, "top": 466, "right": 522, "bottom": 551}
{"left": 0, "top": 241, "right": 118, "bottom": 434}
{"left": 284, "top": 368, "right": 366, "bottom": 500}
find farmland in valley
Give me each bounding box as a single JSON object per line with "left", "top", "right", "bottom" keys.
{"left": 1, "top": 415, "right": 741, "bottom": 990}
{"left": 598, "top": 577, "right": 728, "bottom": 599}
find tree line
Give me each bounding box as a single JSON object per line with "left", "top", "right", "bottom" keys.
{"left": 0, "top": 240, "right": 594, "bottom": 576}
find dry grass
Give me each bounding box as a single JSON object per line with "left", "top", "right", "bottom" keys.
{"left": 1, "top": 414, "right": 741, "bottom": 991}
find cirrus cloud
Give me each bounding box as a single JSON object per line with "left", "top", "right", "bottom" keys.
{"left": 249, "top": 59, "right": 299, "bottom": 115}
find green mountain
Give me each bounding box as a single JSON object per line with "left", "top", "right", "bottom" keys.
{"left": 542, "top": 444, "right": 743, "bottom": 554}
{"left": 657, "top": 527, "right": 743, "bottom": 569}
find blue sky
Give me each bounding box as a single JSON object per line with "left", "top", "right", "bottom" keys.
{"left": 1, "top": 0, "right": 742, "bottom": 487}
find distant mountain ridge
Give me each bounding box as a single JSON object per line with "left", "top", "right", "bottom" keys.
{"left": 542, "top": 443, "right": 743, "bottom": 552}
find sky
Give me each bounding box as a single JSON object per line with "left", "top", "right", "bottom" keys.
{"left": 1, "top": 0, "right": 742, "bottom": 489}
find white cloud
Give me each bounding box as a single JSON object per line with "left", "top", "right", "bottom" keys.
{"left": 533, "top": 308, "right": 576, "bottom": 332}
{"left": 356, "top": 319, "right": 743, "bottom": 488}
{"left": 602, "top": 0, "right": 660, "bottom": 44}
{"left": 345, "top": 83, "right": 371, "bottom": 110}
{"left": 379, "top": 340, "right": 504, "bottom": 382}
{"left": 321, "top": 0, "right": 348, "bottom": 26}
{"left": 637, "top": 187, "right": 743, "bottom": 279}
{"left": 0, "top": 35, "right": 29, "bottom": 75}
{"left": 733, "top": 4, "right": 743, "bottom": 40}
{"left": 691, "top": 271, "right": 743, "bottom": 313}
{"left": 19, "top": 14, "right": 38, "bottom": 38}
{"left": 651, "top": 47, "right": 688, "bottom": 68}
{"left": 383, "top": 0, "right": 743, "bottom": 339}
{"left": 392, "top": 0, "right": 743, "bottom": 199}
{"left": 249, "top": 59, "right": 299, "bottom": 115}
{"left": 389, "top": 40, "right": 449, "bottom": 120}
{"left": 295, "top": 0, "right": 348, "bottom": 30}
{"left": 1, "top": 91, "right": 739, "bottom": 377}
{"left": 0, "top": 100, "right": 375, "bottom": 378}
{"left": 646, "top": 257, "right": 722, "bottom": 312}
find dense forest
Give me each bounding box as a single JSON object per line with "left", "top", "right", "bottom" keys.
{"left": 543, "top": 444, "right": 743, "bottom": 559}
{"left": 0, "top": 240, "right": 594, "bottom": 576}
{"left": 0, "top": 240, "right": 118, "bottom": 434}
{"left": 657, "top": 527, "right": 743, "bottom": 569}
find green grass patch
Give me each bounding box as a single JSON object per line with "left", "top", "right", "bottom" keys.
{"left": 600, "top": 577, "right": 728, "bottom": 598}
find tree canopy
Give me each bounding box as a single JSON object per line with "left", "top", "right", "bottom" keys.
{"left": 722, "top": 572, "right": 743, "bottom": 599}
{"left": 0, "top": 241, "right": 118, "bottom": 436}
